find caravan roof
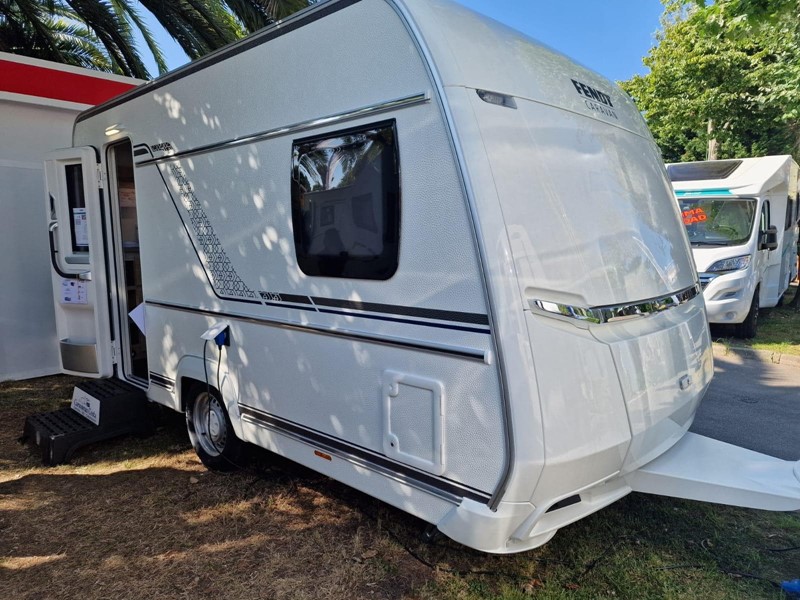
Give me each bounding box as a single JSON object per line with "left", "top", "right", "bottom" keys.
{"left": 76, "top": 0, "right": 651, "bottom": 140}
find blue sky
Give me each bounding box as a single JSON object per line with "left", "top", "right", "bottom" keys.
{"left": 142, "top": 0, "right": 664, "bottom": 83}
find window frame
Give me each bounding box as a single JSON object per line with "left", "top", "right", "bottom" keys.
{"left": 290, "top": 119, "right": 401, "bottom": 281}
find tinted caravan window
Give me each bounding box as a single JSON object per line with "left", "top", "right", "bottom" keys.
{"left": 291, "top": 121, "right": 400, "bottom": 279}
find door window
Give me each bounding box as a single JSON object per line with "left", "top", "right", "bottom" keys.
{"left": 65, "top": 164, "right": 89, "bottom": 253}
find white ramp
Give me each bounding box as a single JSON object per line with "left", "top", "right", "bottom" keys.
{"left": 626, "top": 432, "right": 800, "bottom": 511}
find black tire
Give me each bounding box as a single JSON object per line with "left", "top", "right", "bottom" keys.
{"left": 185, "top": 385, "right": 243, "bottom": 472}
{"left": 736, "top": 288, "right": 759, "bottom": 339}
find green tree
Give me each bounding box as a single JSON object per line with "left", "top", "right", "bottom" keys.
{"left": 0, "top": 0, "right": 316, "bottom": 78}
{"left": 621, "top": 0, "right": 800, "bottom": 162}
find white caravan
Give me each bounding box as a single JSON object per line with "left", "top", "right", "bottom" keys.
{"left": 43, "top": 0, "right": 800, "bottom": 553}
{"left": 669, "top": 157, "right": 800, "bottom": 337}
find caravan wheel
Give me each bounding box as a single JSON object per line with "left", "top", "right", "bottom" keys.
{"left": 186, "top": 386, "right": 243, "bottom": 472}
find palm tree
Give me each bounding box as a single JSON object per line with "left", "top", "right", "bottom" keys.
{"left": 0, "top": 0, "right": 316, "bottom": 79}
{"left": 0, "top": 2, "right": 112, "bottom": 70}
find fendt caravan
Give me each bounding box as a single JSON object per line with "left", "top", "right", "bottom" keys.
{"left": 38, "top": 0, "right": 800, "bottom": 553}
{"left": 669, "top": 157, "right": 800, "bottom": 337}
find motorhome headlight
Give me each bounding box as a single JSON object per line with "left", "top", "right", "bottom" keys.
{"left": 706, "top": 254, "right": 752, "bottom": 273}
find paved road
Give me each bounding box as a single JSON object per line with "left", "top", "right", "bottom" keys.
{"left": 690, "top": 353, "right": 800, "bottom": 460}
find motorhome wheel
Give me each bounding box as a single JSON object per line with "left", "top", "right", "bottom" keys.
{"left": 186, "top": 386, "right": 243, "bottom": 471}
{"left": 737, "top": 288, "right": 760, "bottom": 339}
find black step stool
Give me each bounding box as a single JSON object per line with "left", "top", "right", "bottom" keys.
{"left": 21, "top": 378, "right": 153, "bottom": 466}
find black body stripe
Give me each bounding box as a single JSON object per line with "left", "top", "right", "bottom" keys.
{"left": 75, "top": 0, "right": 362, "bottom": 124}
{"left": 133, "top": 148, "right": 148, "bottom": 156}
{"left": 146, "top": 300, "right": 488, "bottom": 361}
{"left": 239, "top": 405, "right": 490, "bottom": 503}
{"left": 312, "top": 296, "right": 489, "bottom": 325}
{"left": 261, "top": 300, "right": 318, "bottom": 313}
{"left": 149, "top": 372, "right": 175, "bottom": 390}
{"left": 260, "top": 292, "right": 314, "bottom": 305}
{"left": 316, "top": 308, "right": 489, "bottom": 334}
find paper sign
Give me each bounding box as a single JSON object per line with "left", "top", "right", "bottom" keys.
{"left": 60, "top": 279, "right": 87, "bottom": 304}
{"left": 682, "top": 208, "right": 707, "bottom": 225}
{"left": 129, "top": 302, "right": 146, "bottom": 336}
{"left": 73, "top": 207, "right": 88, "bottom": 246}
{"left": 71, "top": 387, "right": 100, "bottom": 425}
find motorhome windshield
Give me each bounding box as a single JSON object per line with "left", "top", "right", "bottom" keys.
{"left": 679, "top": 197, "right": 756, "bottom": 246}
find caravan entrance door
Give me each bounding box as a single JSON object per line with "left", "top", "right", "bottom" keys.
{"left": 107, "top": 140, "right": 148, "bottom": 382}
{"left": 45, "top": 147, "right": 115, "bottom": 377}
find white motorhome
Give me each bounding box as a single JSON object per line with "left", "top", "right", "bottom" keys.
{"left": 40, "top": 0, "right": 799, "bottom": 553}
{"left": 669, "top": 157, "right": 800, "bottom": 337}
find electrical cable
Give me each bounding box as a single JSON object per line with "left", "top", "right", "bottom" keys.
{"left": 203, "top": 339, "right": 210, "bottom": 397}
{"left": 764, "top": 545, "right": 800, "bottom": 553}
{"left": 202, "top": 338, "right": 219, "bottom": 454}
{"left": 217, "top": 344, "right": 223, "bottom": 403}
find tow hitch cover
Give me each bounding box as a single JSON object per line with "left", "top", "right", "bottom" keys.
{"left": 626, "top": 433, "right": 800, "bottom": 511}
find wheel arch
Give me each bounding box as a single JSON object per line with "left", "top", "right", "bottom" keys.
{"left": 175, "top": 354, "right": 244, "bottom": 439}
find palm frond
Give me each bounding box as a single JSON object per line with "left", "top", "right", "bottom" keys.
{"left": 109, "top": 0, "right": 168, "bottom": 75}
{"left": 64, "top": 0, "right": 149, "bottom": 77}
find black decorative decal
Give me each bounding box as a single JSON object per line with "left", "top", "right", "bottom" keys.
{"left": 169, "top": 164, "right": 256, "bottom": 299}
{"left": 151, "top": 142, "right": 174, "bottom": 153}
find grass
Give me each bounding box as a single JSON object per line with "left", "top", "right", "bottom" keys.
{"left": 1, "top": 377, "right": 798, "bottom": 599}
{"left": 711, "top": 282, "right": 800, "bottom": 356}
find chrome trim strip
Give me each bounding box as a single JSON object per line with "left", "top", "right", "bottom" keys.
{"left": 149, "top": 372, "right": 175, "bottom": 391}
{"left": 239, "top": 405, "right": 490, "bottom": 505}
{"left": 698, "top": 273, "right": 716, "bottom": 289}
{"left": 136, "top": 92, "right": 430, "bottom": 166}
{"left": 146, "top": 299, "right": 490, "bottom": 362}
{"left": 530, "top": 284, "right": 702, "bottom": 324}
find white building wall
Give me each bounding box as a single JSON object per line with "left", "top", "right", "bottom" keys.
{"left": 0, "top": 96, "right": 81, "bottom": 381}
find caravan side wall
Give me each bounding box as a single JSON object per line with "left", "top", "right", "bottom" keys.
{"left": 74, "top": 0, "right": 509, "bottom": 517}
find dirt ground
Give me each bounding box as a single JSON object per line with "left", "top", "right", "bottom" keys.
{"left": 2, "top": 376, "right": 798, "bottom": 600}
{"left": 0, "top": 376, "right": 435, "bottom": 600}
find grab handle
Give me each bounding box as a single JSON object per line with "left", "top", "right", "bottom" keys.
{"left": 49, "top": 221, "right": 80, "bottom": 280}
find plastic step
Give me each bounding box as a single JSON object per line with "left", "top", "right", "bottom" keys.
{"left": 21, "top": 378, "right": 153, "bottom": 466}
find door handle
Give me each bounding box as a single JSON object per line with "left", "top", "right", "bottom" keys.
{"left": 48, "top": 221, "right": 80, "bottom": 280}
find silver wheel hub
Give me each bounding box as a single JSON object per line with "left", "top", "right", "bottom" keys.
{"left": 208, "top": 412, "right": 221, "bottom": 438}
{"left": 192, "top": 392, "right": 228, "bottom": 457}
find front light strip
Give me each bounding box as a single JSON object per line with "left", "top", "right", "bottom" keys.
{"left": 530, "top": 284, "right": 701, "bottom": 324}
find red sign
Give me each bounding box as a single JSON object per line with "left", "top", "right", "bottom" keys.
{"left": 682, "top": 208, "right": 707, "bottom": 225}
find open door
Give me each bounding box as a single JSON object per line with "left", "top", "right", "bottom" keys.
{"left": 45, "top": 147, "right": 115, "bottom": 377}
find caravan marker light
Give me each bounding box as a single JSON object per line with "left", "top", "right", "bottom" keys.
{"left": 476, "top": 89, "right": 517, "bottom": 109}
{"left": 105, "top": 124, "right": 122, "bottom": 136}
